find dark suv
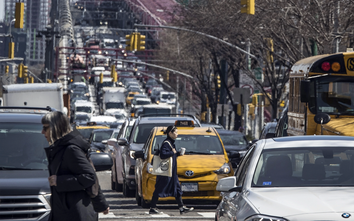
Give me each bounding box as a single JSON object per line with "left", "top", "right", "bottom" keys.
{"left": 117, "top": 114, "right": 201, "bottom": 197}
{"left": 0, "top": 107, "right": 112, "bottom": 221}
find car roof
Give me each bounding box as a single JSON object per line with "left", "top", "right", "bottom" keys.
{"left": 138, "top": 116, "right": 199, "bottom": 124}
{"left": 216, "top": 129, "right": 244, "bottom": 136}
{"left": 0, "top": 112, "right": 44, "bottom": 123}
{"left": 264, "top": 135, "right": 354, "bottom": 149}
{"left": 154, "top": 126, "right": 218, "bottom": 136}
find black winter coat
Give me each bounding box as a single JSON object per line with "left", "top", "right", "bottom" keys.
{"left": 44, "top": 130, "right": 108, "bottom": 221}
{"left": 153, "top": 137, "right": 183, "bottom": 198}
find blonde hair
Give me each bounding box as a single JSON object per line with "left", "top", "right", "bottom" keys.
{"left": 42, "top": 111, "right": 72, "bottom": 145}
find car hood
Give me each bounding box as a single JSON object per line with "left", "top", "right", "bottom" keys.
{"left": 177, "top": 155, "right": 226, "bottom": 170}
{"left": 0, "top": 170, "right": 50, "bottom": 195}
{"left": 248, "top": 187, "right": 354, "bottom": 218}
{"left": 224, "top": 145, "right": 248, "bottom": 152}
{"left": 130, "top": 143, "right": 144, "bottom": 151}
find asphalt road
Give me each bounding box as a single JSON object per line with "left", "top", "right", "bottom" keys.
{"left": 97, "top": 171, "right": 216, "bottom": 221}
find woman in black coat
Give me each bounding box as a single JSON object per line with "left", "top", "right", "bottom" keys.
{"left": 42, "top": 111, "right": 109, "bottom": 221}
{"left": 149, "top": 125, "right": 194, "bottom": 215}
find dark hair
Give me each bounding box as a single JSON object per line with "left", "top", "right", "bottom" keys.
{"left": 42, "top": 111, "right": 72, "bottom": 144}
{"left": 165, "top": 125, "right": 176, "bottom": 135}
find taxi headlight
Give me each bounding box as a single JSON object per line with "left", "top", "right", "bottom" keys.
{"left": 214, "top": 163, "right": 230, "bottom": 174}
{"left": 147, "top": 163, "right": 153, "bottom": 174}
{"left": 129, "top": 150, "right": 135, "bottom": 159}
{"left": 245, "top": 214, "right": 288, "bottom": 221}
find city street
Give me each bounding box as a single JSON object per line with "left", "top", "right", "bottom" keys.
{"left": 97, "top": 171, "right": 216, "bottom": 221}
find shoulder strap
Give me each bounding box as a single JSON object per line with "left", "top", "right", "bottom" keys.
{"left": 163, "top": 140, "right": 174, "bottom": 150}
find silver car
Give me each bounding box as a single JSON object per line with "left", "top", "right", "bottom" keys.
{"left": 216, "top": 136, "right": 354, "bottom": 221}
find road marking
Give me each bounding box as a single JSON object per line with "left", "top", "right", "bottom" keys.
{"left": 145, "top": 212, "right": 170, "bottom": 217}
{"left": 198, "top": 212, "right": 215, "bottom": 218}
{"left": 99, "top": 212, "right": 116, "bottom": 218}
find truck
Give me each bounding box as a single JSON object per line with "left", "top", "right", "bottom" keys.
{"left": 100, "top": 87, "right": 126, "bottom": 115}
{"left": 2, "top": 83, "right": 69, "bottom": 116}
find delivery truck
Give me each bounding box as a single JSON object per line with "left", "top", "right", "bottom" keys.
{"left": 2, "top": 83, "right": 69, "bottom": 115}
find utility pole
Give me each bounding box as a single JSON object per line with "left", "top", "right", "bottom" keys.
{"left": 333, "top": 0, "right": 340, "bottom": 53}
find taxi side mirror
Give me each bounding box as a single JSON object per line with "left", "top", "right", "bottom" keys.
{"left": 118, "top": 138, "right": 129, "bottom": 146}
{"left": 134, "top": 150, "right": 144, "bottom": 160}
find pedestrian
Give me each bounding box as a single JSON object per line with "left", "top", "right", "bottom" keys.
{"left": 149, "top": 125, "right": 194, "bottom": 215}
{"left": 42, "top": 111, "right": 109, "bottom": 221}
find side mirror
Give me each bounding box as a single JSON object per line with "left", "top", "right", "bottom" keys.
{"left": 265, "top": 133, "right": 275, "bottom": 139}
{"left": 118, "top": 138, "right": 129, "bottom": 146}
{"left": 228, "top": 151, "right": 240, "bottom": 158}
{"left": 314, "top": 113, "right": 331, "bottom": 124}
{"left": 300, "top": 80, "right": 310, "bottom": 103}
{"left": 134, "top": 150, "right": 144, "bottom": 159}
{"left": 216, "top": 176, "right": 237, "bottom": 192}
{"left": 89, "top": 152, "right": 113, "bottom": 172}
{"left": 107, "top": 138, "right": 117, "bottom": 146}
{"left": 101, "top": 140, "right": 108, "bottom": 144}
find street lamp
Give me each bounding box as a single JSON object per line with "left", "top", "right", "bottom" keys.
{"left": 8, "top": 19, "right": 16, "bottom": 36}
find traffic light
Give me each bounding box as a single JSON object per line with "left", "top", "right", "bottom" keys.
{"left": 125, "top": 33, "right": 136, "bottom": 51}
{"left": 110, "top": 65, "right": 115, "bottom": 78}
{"left": 17, "top": 63, "right": 23, "bottom": 78}
{"left": 265, "top": 38, "right": 274, "bottom": 63}
{"left": 8, "top": 42, "right": 14, "bottom": 59}
{"left": 22, "top": 65, "right": 28, "bottom": 77}
{"left": 47, "top": 79, "right": 52, "bottom": 83}
{"left": 15, "top": 2, "right": 24, "bottom": 29}
{"left": 252, "top": 94, "right": 258, "bottom": 106}
{"left": 237, "top": 103, "right": 242, "bottom": 116}
{"left": 166, "top": 70, "right": 169, "bottom": 81}
{"left": 137, "top": 33, "right": 146, "bottom": 51}
{"left": 30, "top": 76, "right": 34, "bottom": 83}
{"left": 217, "top": 75, "right": 221, "bottom": 88}
{"left": 241, "top": 0, "right": 255, "bottom": 15}
{"left": 100, "top": 72, "right": 103, "bottom": 84}
{"left": 5, "top": 65, "right": 9, "bottom": 73}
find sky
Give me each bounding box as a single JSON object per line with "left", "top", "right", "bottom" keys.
{"left": 0, "top": 1, "right": 4, "bottom": 22}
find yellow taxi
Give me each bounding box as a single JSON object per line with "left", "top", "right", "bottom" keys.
{"left": 126, "top": 92, "right": 139, "bottom": 107}
{"left": 134, "top": 120, "right": 234, "bottom": 208}
{"left": 74, "top": 122, "right": 109, "bottom": 141}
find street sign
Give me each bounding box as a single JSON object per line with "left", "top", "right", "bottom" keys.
{"left": 233, "top": 88, "right": 250, "bottom": 105}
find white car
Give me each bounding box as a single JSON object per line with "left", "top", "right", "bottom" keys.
{"left": 216, "top": 135, "right": 354, "bottom": 221}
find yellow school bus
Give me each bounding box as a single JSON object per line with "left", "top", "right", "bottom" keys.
{"left": 287, "top": 52, "right": 354, "bottom": 136}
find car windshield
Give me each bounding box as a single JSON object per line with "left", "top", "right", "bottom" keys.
{"left": 106, "top": 102, "right": 124, "bottom": 109}
{"left": 75, "top": 115, "right": 90, "bottom": 122}
{"left": 150, "top": 135, "right": 224, "bottom": 155}
{"left": 76, "top": 106, "right": 92, "bottom": 113}
{"left": 133, "top": 123, "right": 170, "bottom": 143}
{"left": 218, "top": 134, "right": 247, "bottom": 145}
{"left": 252, "top": 147, "right": 354, "bottom": 187}
{"left": 78, "top": 128, "right": 95, "bottom": 139}
{"left": 143, "top": 108, "right": 171, "bottom": 115}
{"left": 137, "top": 100, "right": 151, "bottom": 105}
{"left": 0, "top": 122, "right": 49, "bottom": 170}
{"left": 162, "top": 94, "right": 175, "bottom": 99}
{"left": 93, "top": 131, "right": 112, "bottom": 142}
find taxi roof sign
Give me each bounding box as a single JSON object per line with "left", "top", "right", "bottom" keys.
{"left": 174, "top": 120, "right": 194, "bottom": 127}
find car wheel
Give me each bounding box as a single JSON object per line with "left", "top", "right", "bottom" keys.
{"left": 135, "top": 188, "right": 141, "bottom": 206}
{"left": 123, "top": 179, "right": 135, "bottom": 197}
{"left": 110, "top": 173, "right": 116, "bottom": 190}
{"left": 141, "top": 194, "right": 150, "bottom": 208}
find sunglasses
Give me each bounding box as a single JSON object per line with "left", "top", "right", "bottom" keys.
{"left": 42, "top": 125, "right": 50, "bottom": 131}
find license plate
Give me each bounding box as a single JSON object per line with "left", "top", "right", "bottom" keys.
{"left": 181, "top": 183, "right": 198, "bottom": 192}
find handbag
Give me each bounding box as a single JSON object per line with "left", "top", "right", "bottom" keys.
{"left": 151, "top": 141, "right": 173, "bottom": 177}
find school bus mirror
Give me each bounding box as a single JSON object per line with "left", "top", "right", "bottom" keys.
{"left": 300, "top": 80, "right": 310, "bottom": 103}
{"left": 314, "top": 113, "right": 331, "bottom": 125}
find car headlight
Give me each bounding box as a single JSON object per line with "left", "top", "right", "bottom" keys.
{"left": 147, "top": 163, "right": 153, "bottom": 174}
{"left": 43, "top": 193, "right": 52, "bottom": 206}
{"left": 214, "top": 163, "right": 231, "bottom": 174}
{"left": 245, "top": 214, "right": 288, "bottom": 221}
{"left": 129, "top": 150, "right": 135, "bottom": 159}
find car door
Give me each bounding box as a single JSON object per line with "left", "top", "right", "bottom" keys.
{"left": 218, "top": 146, "right": 256, "bottom": 221}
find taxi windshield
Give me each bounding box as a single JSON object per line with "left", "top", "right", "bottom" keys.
{"left": 252, "top": 147, "right": 354, "bottom": 187}
{"left": 151, "top": 135, "right": 224, "bottom": 155}
{"left": 93, "top": 130, "right": 112, "bottom": 142}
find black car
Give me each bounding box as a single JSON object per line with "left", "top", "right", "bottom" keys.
{"left": 88, "top": 129, "right": 115, "bottom": 152}
{"left": 259, "top": 121, "right": 277, "bottom": 139}
{"left": 216, "top": 129, "right": 249, "bottom": 168}
{"left": 0, "top": 107, "right": 113, "bottom": 221}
